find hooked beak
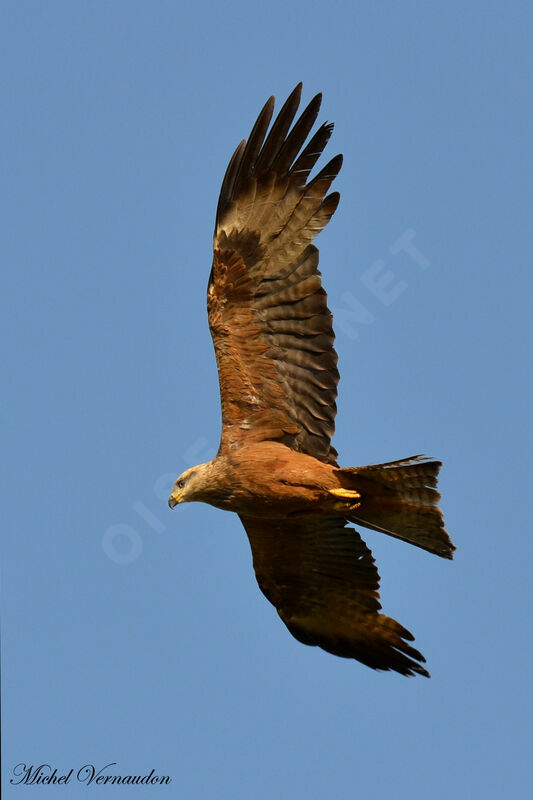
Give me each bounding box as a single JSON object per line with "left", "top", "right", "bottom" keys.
{"left": 168, "top": 490, "right": 181, "bottom": 509}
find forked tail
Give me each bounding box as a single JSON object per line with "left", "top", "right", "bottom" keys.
{"left": 334, "top": 455, "right": 455, "bottom": 559}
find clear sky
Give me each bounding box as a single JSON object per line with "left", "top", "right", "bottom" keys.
{"left": 3, "top": 1, "right": 532, "bottom": 797}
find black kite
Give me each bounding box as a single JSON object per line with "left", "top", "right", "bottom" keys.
{"left": 169, "top": 84, "right": 455, "bottom": 677}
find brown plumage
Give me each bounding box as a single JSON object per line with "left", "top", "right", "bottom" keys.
{"left": 169, "top": 84, "right": 455, "bottom": 678}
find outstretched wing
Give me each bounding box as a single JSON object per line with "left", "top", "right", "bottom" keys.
{"left": 208, "top": 84, "right": 342, "bottom": 464}
{"left": 240, "top": 515, "right": 430, "bottom": 677}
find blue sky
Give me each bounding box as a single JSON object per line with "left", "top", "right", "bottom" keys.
{"left": 2, "top": 1, "right": 532, "bottom": 797}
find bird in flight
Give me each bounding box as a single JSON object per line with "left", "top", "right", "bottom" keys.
{"left": 168, "top": 84, "right": 455, "bottom": 677}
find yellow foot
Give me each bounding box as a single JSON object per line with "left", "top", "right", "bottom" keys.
{"left": 329, "top": 488, "right": 362, "bottom": 513}
{"left": 329, "top": 488, "right": 361, "bottom": 500}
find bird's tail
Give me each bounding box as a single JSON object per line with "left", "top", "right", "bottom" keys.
{"left": 333, "top": 455, "right": 455, "bottom": 559}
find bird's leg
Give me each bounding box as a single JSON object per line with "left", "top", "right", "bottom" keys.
{"left": 328, "top": 487, "right": 362, "bottom": 512}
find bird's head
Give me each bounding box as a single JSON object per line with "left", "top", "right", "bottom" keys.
{"left": 168, "top": 463, "right": 210, "bottom": 508}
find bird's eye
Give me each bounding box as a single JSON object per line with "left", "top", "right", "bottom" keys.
{"left": 177, "top": 479, "right": 185, "bottom": 490}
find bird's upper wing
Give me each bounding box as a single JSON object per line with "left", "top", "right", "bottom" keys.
{"left": 208, "top": 84, "right": 342, "bottom": 464}
{"left": 240, "top": 514, "right": 430, "bottom": 677}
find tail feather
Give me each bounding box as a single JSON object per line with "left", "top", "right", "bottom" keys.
{"left": 335, "top": 455, "right": 455, "bottom": 559}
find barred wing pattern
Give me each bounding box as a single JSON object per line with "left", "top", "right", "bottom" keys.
{"left": 240, "top": 515, "right": 430, "bottom": 677}
{"left": 208, "top": 84, "right": 342, "bottom": 463}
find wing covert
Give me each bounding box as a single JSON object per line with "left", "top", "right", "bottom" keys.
{"left": 208, "top": 84, "right": 342, "bottom": 463}
{"left": 240, "top": 515, "right": 430, "bottom": 677}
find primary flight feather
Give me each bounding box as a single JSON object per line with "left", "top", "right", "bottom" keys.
{"left": 168, "top": 84, "right": 455, "bottom": 677}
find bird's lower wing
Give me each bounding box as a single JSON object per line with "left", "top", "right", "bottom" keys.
{"left": 240, "top": 514, "right": 430, "bottom": 677}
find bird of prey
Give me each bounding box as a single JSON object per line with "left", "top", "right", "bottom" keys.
{"left": 168, "top": 84, "right": 455, "bottom": 677}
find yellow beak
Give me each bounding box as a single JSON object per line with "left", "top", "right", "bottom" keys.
{"left": 168, "top": 490, "right": 181, "bottom": 509}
